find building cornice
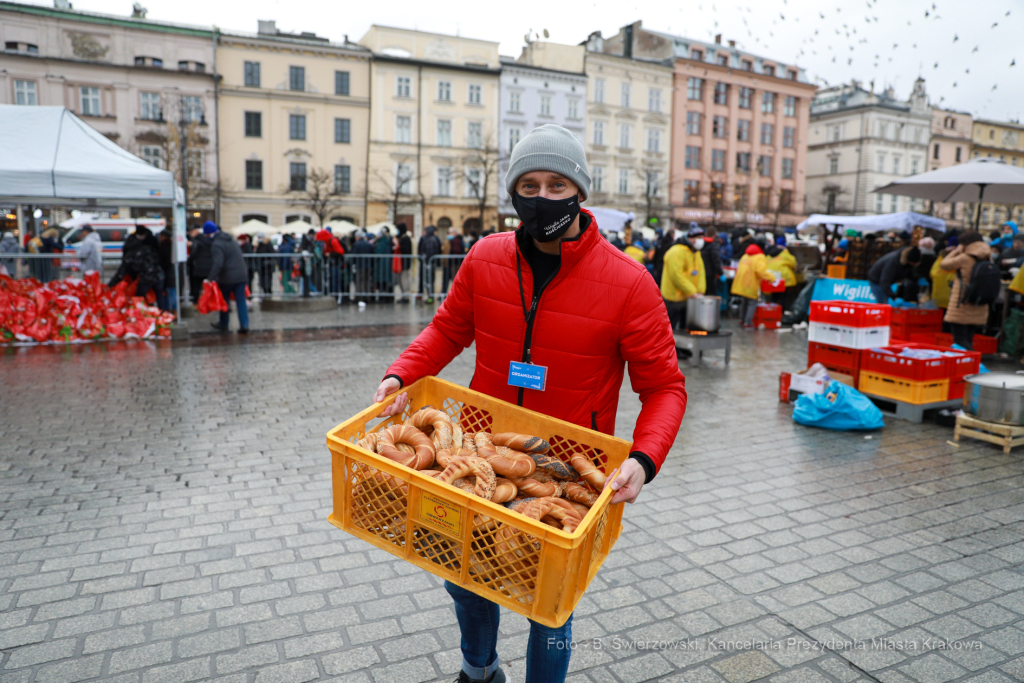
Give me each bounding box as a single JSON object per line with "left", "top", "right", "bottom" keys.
{"left": 811, "top": 102, "right": 930, "bottom": 120}
{"left": 219, "top": 86, "right": 369, "bottom": 107}
{"left": 217, "top": 34, "right": 370, "bottom": 60}
{"left": 674, "top": 58, "right": 818, "bottom": 92}
{"left": 0, "top": 51, "right": 217, "bottom": 81}
{"left": 500, "top": 61, "right": 587, "bottom": 80}
{"left": 0, "top": 1, "right": 212, "bottom": 38}
{"left": 371, "top": 54, "right": 500, "bottom": 75}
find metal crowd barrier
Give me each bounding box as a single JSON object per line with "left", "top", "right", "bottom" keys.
{"left": 0, "top": 252, "right": 123, "bottom": 283}
{"left": 242, "top": 252, "right": 426, "bottom": 302}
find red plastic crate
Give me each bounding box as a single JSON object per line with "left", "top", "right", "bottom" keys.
{"left": 974, "top": 335, "right": 997, "bottom": 355}
{"left": 861, "top": 347, "right": 951, "bottom": 382}
{"left": 891, "top": 322, "right": 943, "bottom": 341}
{"left": 779, "top": 372, "right": 792, "bottom": 402}
{"left": 909, "top": 333, "right": 939, "bottom": 345}
{"left": 808, "top": 342, "right": 863, "bottom": 372}
{"left": 935, "top": 333, "right": 953, "bottom": 347}
{"left": 809, "top": 301, "right": 892, "bottom": 328}
{"left": 755, "top": 303, "right": 782, "bottom": 319}
{"left": 891, "top": 308, "right": 944, "bottom": 326}
{"left": 892, "top": 343, "right": 980, "bottom": 380}
{"left": 761, "top": 279, "right": 785, "bottom": 293}
{"left": 948, "top": 378, "right": 966, "bottom": 400}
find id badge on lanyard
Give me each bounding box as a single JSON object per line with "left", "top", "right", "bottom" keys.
{"left": 508, "top": 361, "right": 547, "bottom": 391}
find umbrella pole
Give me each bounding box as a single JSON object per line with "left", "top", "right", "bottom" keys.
{"left": 974, "top": 184, "right": 987, "bottom": 231}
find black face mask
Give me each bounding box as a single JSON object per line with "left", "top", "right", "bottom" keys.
{"left": 510, "top": 192, "right": 580, "bottom": 243}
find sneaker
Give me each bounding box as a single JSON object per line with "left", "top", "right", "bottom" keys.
{"left": 456, "top": 668, "right": 506, "bottom": 683}
{"left": 426, "top": 297, "right": 435, "bottom": 304}
{"left": 239, "top": 328, "right": 249, "bottom": 334}
{"left": 210, "top": 323, "right": 229, "bottom": 332}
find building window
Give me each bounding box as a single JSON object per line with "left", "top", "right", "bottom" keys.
{"left": 760, "top": 123, "right": 774, "bottom": 145}
{"left": 437, "top": 81, "right": 452, "bottom": 102}
{"left": 787, "top": 70, "right": 798, "bottom": 81}
{"left": 736, "top": 119, "right": 750, "bottom": 142}
{"left": 911, "top": 158, "right": 919, "bottom": 175}
{"left": 464, "top": 168, "right": 482, "bottom": 198}
{"left": 933, "top": 143, "right": 940, "bottom": 160}
{"left": 540, "top": 94, "right": 551, "bottom": 116}
{"left": 593, "top": 121, "right": 604, "bottom": 146}
{"left": 567, "top": 98, "right": 579, "bottom": 119}
{"left": 891, "top": 194, "right": 898, "bottom": 212}
{"left": 783, "top": 126, "right": 795, "bottom": 148}
{"left": 617, "top": 168, "right": 629, "bottom": 194}
{"left": 763, "top": 65, "right": 776, "bottom": 77}
{"left": 955, "top": 146, "right": 962, "bottom": 162}
{"left": 758, "top": 155, "right": 772, "bottom": 177}
{"left": 736, "top": 152, "right": 751, "bottom": 173}
{"left": 396, "top": 76, "right": 411, "bottom": 98}
{"left": 691, "top": 48, "right": 703, "bottom": 60}
{"left": 686, "top": 112, "right": 702, "bottom": 136}
{"left": 784, "top": 95, "right": 796, "bottom": 117}
{"left": 289, "top": 66, "right": 305, "bottom": 92}
{"left": 731, "top": 186, "right": 747, "bottom": 210}
{"left": 437, "top": 119, "right": 452, "bottom": 146}
{"left": 395, "top": 116, "right": 411, "bottom": 143}
{"left": 178, "top": 60, "right": 189, "bottom": 71}
{"left": 646, "top": 171, "right": 660, "bottom": 196}
{"left": 711, "top": 149, "right": 725, "bottom": 172}
{"left": 509, "top": 91, "right": 521, "bottom": 112}
{"left": 592, "top": 165, "right": 604, "bottom": 192}
{"left": 592, "top": 78, "right": 605, "bottom": 104}
{"left": 646, "top": 128, "right": 660, "bottom": 153}
{"left": 619, "top": 123, "right": 631, "bottom": 149}
{"left": 829, "top": 156, "right": 838, "bottom": 175}
{"left": 711, "top": 182, "right": 725, "bottom": 207}
{"left": 182, "top": 96, "right": 203, "bottom": 122}
{"left": 141, "top": 146, "right": 162, "bottom": 169}
{"left": 779, "top": 189, "right": 792, "bottom": 212}
{"left": 508, "top": 126, "right": 521, "bottom": 152}
{"left": 684, "top": 180, "right": 699, "bottom": 206}
{"left": 716, "top": 54, "right": 728, "bottom": 66}
{"left": 685, "top": 146, "right": 701, "bottom": 169}
{"left": 289, "top": 114, "right": 306, "bottom": 140}
{"left": 244, "top": 111, "right": 262, "bottom": 137}
{"left": 187, "top": 149, "right": 205, "bottom": 181}
{"left": 761, "top": 92, "right": 775, "bottom": 114}
{"left": 14, "top": 80, "right": 37, "bottom": 106}
{"left": 739, "top": 87, "right": 752, "bottom": 109}
{"left": 467, "top": 122, "right": 482, "bottom": 148}
{"left": 892, "top": 155, "right": 901, "bottom": 174}
{"left": 620, "top": 83, "right": 630, "bottom": 107}
{"left": 334, "top": 164, "right": 351, "bottom": 194}
{"left": 687, "top": 77, "right": 703, "bottom": 101}
{"left": 335, "top": 118, "right": 351, "bottom": 144}
{"left": 741, "top": 59, "right": 753, "bottom": 71}
{"left": 335, "top": 71, "right": 350, "bottom": 96}
{"left": 194, "top": 63, "right": 206, "bottom": 73}
{"left": 80, "top": 86, "right": 101, "bottom": 116}
{"left": 877, "top": 154, "right": 886, "bottom": 173}
{"left": 289, "top": 162, "right": 306, "bottom": 191}
{"left": 782, "top": 157, "right": 794, "bottom": 179}
{"left": 876, "top": 193, "right": 884, "bottom": 212}
{"left": 244, "top": 61, "right": 260, "bottom": 87}
{"left": 140, "top": 92, "right": 161, "bottom": 120}
{"left": 468, "top": 84, "right": 481, "bottom": 105}
{"left": 713, "top": 82, "right": 728, "bottom": 105}
{"left": 712, "top": 116, "right": 728, "bottom": 139}
{"left": 648, "top": 88, "right": 661, "bottom": 112}
{"left": 245, "top": 160, "right": 263, "bottom": 190}
{"left": 396, "top": 163, "right": 414, "bottom": 194}
{"left": 436, "top": 167, "right": 453, "bottom": 196}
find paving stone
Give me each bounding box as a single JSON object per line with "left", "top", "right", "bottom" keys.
{"left": 322, "top": 645, "right": 381, "bottom": 675}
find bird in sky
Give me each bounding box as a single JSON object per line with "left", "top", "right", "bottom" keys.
{"left": 992, "top": 22, "right": 999, "bottom": 28}
{"left": 1012, "top": 59, "right": 1016, "bottom": 67}
{"left": 992, "top": 84, "right": 997, "bottom": 90}
{"left": 972, "top": 45, "right": 979, "bottom": 53}
{"left": 934, "top": 62, "right": 938, "bottom": 68}
{"left": 953, "top": 34, "right": 958, "bottom": 42}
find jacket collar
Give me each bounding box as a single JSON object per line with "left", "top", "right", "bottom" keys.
{"left": 514, "top": 208, "right": 598, "bottom": 271}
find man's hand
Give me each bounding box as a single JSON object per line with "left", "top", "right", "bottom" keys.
{"left": 608, "top": 458, "right": 646, "bottom": 504}
{"left": 372, "top": 377, "right": 408, "bottom": 418}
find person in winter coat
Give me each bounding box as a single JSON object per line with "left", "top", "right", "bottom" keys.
{"left": 700, "top": 227, "right": 723, "bottom": 298}
{"left": 75, "top": 225, "right": 103, "bottom": 275}
{"left": 767, "top": 236, "right": 798, "bottom": 309}
{"left": 0, "top": 231, "right": 20, "bottom": 276}
{"left": 867, "top": 246, "right": 921, "bottom": 305}
{"left": 316, "top": 227, "right": 346, "bottom": 298}
{"left": 238, "top": 234, "right": 255, "bottom": 295}
{"left": 372, "top": 124, "right": 686, "bottom": 683}
{"left": 373, "top": 228, "right": 394, "bottom": 293}
{"left": 255, "top": 233, "right": 277, "bottom": 296}
{"left": 277, "top": 234, "right": 297, "bottom": 294}
{"left": 660, "top": 229, "right": 706, "bottom": 331}
{"left": 992, "top": 220, "right": 1018, "bottom": 251}
{"left": 417, "top": 225, "right": 442, "bottom": 303}
{"left": 999, "top": 234, "right": 1024, "bottom": 275}
{"left": 930, "top": 245, "right": 956, "bottom": 312}
{"left": 443, "top": 232, "right": 465, "bottom": 294}
{"left": 157, "top": 229, "right": 176, "bottom": 311}
{"left": 731, "top": 243, "right": 770, "bottom": 327}
{"left": 109, "top": 226, "right": 163, "bottom": 300}
{"left": 205, "top": 222, "right": 249, "bottom": 333}
{"left": 650, "top": 229, "right": 675, "bottom": 285}
{"left": 941, "top": 231, "right": 992, "bottom": 350}
{"left": 351, "top": 231, "right": 375, "bottom": 299}
{"left": 395, "top": 223, "right": 414, "bottom": 302}
{"left": 188, "top": 227, "right": 214, "bottom": 303}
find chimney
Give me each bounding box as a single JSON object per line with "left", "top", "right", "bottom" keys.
{"left": 623, "top": 24, "right": 633, "bottom": 58}
{"left": 54, "top": 0, "right": 72, "bottom": 8}
{"left": 714, "top": 34, "right": 722, "bottom": 44}
{"left": 257, "top": 20, "right": 277, "bottom": 36}
{"left": 728, "top": 39, "right": 736, "bottom": 47}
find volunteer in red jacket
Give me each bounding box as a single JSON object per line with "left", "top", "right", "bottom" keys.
{"left": 372, "top": 124, "right": 686, "bottom": 683}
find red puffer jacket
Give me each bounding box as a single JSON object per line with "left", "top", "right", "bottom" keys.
{"left": 386, "top": 211, "right": 686, "bottom": 478}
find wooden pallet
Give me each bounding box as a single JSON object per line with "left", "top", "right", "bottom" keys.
{"left": 954, "top": 414, "right": 1024, "bottom": 453}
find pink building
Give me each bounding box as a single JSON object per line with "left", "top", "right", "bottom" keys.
{"left": 929, "top": 107, "right": 973, "bottom": 227}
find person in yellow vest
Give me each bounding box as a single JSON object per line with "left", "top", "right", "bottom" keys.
{"left": 660, "top": 225, "right": 706, "bottom": 331}
{"left": 767, "top": 235, "right": 798, "bottom": 309}
{"left": 731, "top": 243, "right": 770, "bottom": 327}
{"left": 624, "top": 241, "right": 646, "bottom": 264}
{"left": 930, "top": 238, "right": 957, "bottom": 311}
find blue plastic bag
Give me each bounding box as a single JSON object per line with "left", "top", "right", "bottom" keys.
{"left": 793, "top": 380, "right": 885, "bottom": 431}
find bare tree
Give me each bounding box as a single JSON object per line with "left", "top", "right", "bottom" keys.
{"left": 366, "top": 155, "right": 425, "bottom": 226}
{"left": 820, "top": 183, "right": 848, "bottom": 214}
{"left": 698, "top": 166, "right": 730, "bottom": 230}
{"left": 163, "top": 94, "right": 216, "bottom": 217}
{"left": 457, "top": 132, "right": 502, "bottom": 232}
{"left": 633, "top": 164, "right": 675, "bottom": 232}
{"left": 286, "top": 167, "right": 345, "bottom": 227}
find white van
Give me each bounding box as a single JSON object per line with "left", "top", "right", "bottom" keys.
{"left": 63, "top": 218, "right": 166, "bottom": 256}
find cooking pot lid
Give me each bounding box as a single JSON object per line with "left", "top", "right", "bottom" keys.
{"left": 965, "top": 373, "right": 1024, "bottom": 390}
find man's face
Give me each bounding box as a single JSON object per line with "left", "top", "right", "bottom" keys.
{"left": 515, "top": 171, "right": 579, "bottom": 201}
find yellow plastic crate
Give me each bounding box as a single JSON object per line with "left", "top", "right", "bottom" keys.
{"left": 325, "top": 376, "right": 632, "bottom": 628}
{"left": 858, "top": 370, "right": 949, "bottom": 405}
{"left": 827, "top": 264, "right": 847, "bottom": 279}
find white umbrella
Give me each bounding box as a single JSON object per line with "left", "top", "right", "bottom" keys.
{"left": 796, "top": 212, "right": 945, "bottom": 234}
{"left": 227, "top": 219, "right": 273, "bottom": 237}
{"left": 873, "top": 157, "right": 1024, "bottom": 229}
{"left": 278, "top": 219, "right": 315, "bottom": 236}
{"left": 324, "top": 219, "right": 361, "bottom": 235}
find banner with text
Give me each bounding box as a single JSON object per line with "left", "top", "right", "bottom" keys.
{"left": 811, "top": 278, "right": 878, "bottom": 303}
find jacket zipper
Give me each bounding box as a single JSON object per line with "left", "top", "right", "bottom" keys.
{"left": 516, "top": 246, "right": 560, "bottom": 407}
{"left": 591, "top": 411, "right": 598, "bottom": 431}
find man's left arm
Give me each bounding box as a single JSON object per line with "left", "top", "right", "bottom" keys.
{"left": 618, "top": 273, "right": 688, "bottom": 492}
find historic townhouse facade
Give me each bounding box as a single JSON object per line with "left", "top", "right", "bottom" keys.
{"left": 970, "top": 119, "right": 1024, "bottom": 229}
{"left": 928, "top": 107, "right": 973, "bottom": 227}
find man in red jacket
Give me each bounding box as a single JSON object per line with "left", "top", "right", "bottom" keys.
{"left": 315, "top": 226, "right": 345, "bottom": 299}
{"left": 372, "top": 124, "right": 686, "bottom": 683}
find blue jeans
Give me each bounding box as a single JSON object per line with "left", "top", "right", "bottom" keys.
{"left": 869, "top": 281, "right": 890, "bottom": 305}
{"left": 445, "top": 581, "right": 572, "bottom": 683}
{"left": 218, "top": 282, "right": 249, "bottom": 330}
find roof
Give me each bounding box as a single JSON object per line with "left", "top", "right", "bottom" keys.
{"left": 370, "top": 53, "right": 501, "bottom": 75}
{"left": 499, "top": 57, "right": 586, "bottom": 79}
{"left": 218, "top": 30, "right": 371, "bottom": 55}
{"left": 0, "top": 0, "right": 212, "bottom": 38}
{"left": 639, "top": 25, "right": 807, "bottom": 80}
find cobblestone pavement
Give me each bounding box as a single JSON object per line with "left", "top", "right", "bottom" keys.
{"left": 185, "top": 299, "right": 440, "bottom": 334}
{"left": 2, "top": 318, "right": 1023, "bottom": 683}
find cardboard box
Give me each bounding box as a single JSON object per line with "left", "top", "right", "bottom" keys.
{"left": 784, "top": 368, "right": 855, "bottom": 403}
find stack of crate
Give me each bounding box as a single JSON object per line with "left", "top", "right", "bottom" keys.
{"left": 910, "top": 331, "right": 999, "bottom": 355}
{"left": 890, "top": 308, "right": 943, "bottom": 341}
{"left": 753, "top": 303, "right": 782, "bottom": 329}
{"left": 807, "top": 302, "right": 892, "bottom": 388}
{"left": 859, "top": 343, "right": 981, "bottom": 404}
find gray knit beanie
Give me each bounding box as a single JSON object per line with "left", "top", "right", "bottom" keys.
{"left": 505, "top": 124, "right": 591, "bottom": 201}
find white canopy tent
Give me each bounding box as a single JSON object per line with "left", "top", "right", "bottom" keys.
{"left": 227, "top": 219, "right": 274, "bottom": 237}
{"left": 586, "top": 206, "right": 657, "bottom": 241}
{"left": 796, "top": 212, "right": 946, "bottom": 234}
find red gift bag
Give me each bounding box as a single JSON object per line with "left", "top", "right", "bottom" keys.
{"left": 197, "top": 281, "right": 229, "bottom": 314}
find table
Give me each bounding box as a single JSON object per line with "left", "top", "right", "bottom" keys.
{"left": 673, "top": 329, "right": 732, "bottom": 365}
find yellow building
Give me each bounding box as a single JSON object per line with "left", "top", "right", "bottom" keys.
{"left": 358, "top": 26, "right": 501, "bottom": 238}
{"left": 971, "top": 119, "right": 1024, "bottom": 229}
{"left": 217, "top": 21, "right": 371, "bottom": 228}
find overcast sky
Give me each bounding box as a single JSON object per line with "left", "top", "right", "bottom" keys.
{"left": 33, "top": 0, "right": 1021, "bottom": 122}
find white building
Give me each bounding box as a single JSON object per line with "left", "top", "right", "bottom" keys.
{"left": 806, "top": 78, "right": 930, "bottom": 216}
{"left": 498, "top": 55, "right": 587, "bottom": 226}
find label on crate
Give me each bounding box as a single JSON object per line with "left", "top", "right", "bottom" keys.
{"left": 419, "top": 492, "right": 463, "bottom": 537}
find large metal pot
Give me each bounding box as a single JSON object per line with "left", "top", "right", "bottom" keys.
{"left": 686, "top": 296, "right": 721, "bottom": 332}
{"left": 963, "top": 373, "right": 1024, "bottom": 425}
